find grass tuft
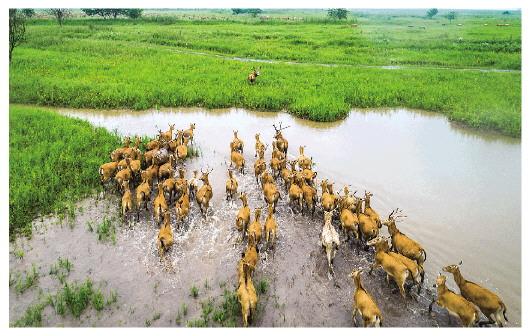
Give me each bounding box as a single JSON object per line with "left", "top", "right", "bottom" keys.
{"left": 190, "top": 285, "right": 199, "bottom": 298}
{"left": 257, "top": 278, "right": 269, "bottom": 295}
{"left": 14, "top": 264, "right": 39, "bottom": 294}
{"left": 96, "top": 217, "right": 116, "bottom": 244}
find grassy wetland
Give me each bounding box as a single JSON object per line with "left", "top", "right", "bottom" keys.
{"left": 9, "top": 105, "right": 121, "bottom": 238}
{"left": 9, "top": 8, "right": 521, "bottom": 328}
{"left": 9, "top": 9, "right": 521, "bottom": 136}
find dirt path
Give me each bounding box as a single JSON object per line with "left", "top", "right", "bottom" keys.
{"left": 10, "top": 150, "right": 460, "bottom": 327}
{"left": 84, "top": 38, "right": 519, "bottom": 74}
{"left": 147, "top": 41, "right": 520, "bottom": 73}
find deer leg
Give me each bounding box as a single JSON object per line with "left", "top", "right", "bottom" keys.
{"left": 428, "top": 300, "right": 436, "bottom": 313}
{"left": 368, "top": 263, "right": 375, "bottom": 275}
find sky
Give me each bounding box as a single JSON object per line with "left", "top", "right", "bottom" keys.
{"left": 4, "top": 0, "right": 524, "bottom": 10}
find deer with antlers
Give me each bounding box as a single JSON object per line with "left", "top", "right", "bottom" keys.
{"left": 196, "top": 167, "right": 214, "bottom": 217}
{"left": 272, "top": 122, "right": 289, "bottom": 154}
{"left": 383, "top": 208, "right": 427, "bottom": 267}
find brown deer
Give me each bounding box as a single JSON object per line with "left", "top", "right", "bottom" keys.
{"left": 236, "top": 193, "right": 251, "bottom": 240}
{"left": 443, "top": 262, "right": 508, "bottom": 327}
{"left": 384, "top": 208, "right": 427, "bottom": 267}
{"left": 254, "top": 150, "right": 267, "bottom": 184}
{"left": 136, "top": 171, "right": 152, "bottom": 220}
{"left": 160, "top": 123, "right": 175, "bottom": 142}
{"left": 110, "top": 136, "right": 130, "bottom": 162}
{"left": 157, "top": 210, "right": 174, "bottom": 259}
{"left": 230, "top": 130, "right": 244, "bottom": 154}
{"left": 429, "top": 274, "right": 481, "bottom": 327}
{"left": 183, "top": 123, "right": 196, "bottom": 143}
{"left": 364, "top": 191, "right": 381, "bottom": 227}
{"left": 225, "top": 169, "right": 239, "bottom": 201}
{"left": 367, "top": 237, "right": 410, "bottom": 299}
{"left": 247, "top": 67, "right": 260, "bottom": 84}
{"left": 272, "top": 122, "right": 289, "bottom": 154}
{"left": 349, "top": 269, "right": 383, "bottom": 327}
{"left": 230, "top": 148, "right": 245, "bottom": 174}
{"left": 153, "top": 182, "right": 168, "bottom": 226}
{"left": 254, "top": 133, "right": 265, "bottom": 158}
{"left": 196, "top": 168, "right": 214, "bottom": 217}
{"left": 263, "top": 178, "right": 281, "bottom": 213}
{"left": 174, "top": 168, "right": 188, "bottom": 201}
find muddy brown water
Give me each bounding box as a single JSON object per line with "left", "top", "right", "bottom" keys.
{"left": 10, "top": 107, "right": 520, "bottom": 327}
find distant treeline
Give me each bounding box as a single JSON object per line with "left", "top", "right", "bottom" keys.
{"left": 231, "top": 8, "right": 263, "bottom": 16}
{"left": 81, "top": 9, "right": 143, "bottom": 19}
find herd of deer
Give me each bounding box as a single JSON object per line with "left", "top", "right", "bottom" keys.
{"left": 98, "top": 120, "right": 508, "bottom": 328}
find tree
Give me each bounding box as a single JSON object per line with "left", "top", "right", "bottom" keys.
{"left": 82, "top": 8, "right": 141, "bottom": 19}
{"left": 247, "top": 9, "right": 263, "bottom": 17}
{"left": 426, "top": 8, "right": 439, "bottom": 18}
{"left": 22, "top": 9, "right": 35, "bottom": 18}
{"left": 9, "top": 9, "right": 26, "bottom": 62}
{"left": 502, "top": 11, "right": 510, "bottom": 15}
{"left": 125, "top": 9, "right": 143, "bottom": 19}
{"left": 47, "top": 9, "right": 71, "bottom": 26}
{"left": 108, "top": 9, "right": 124, "bottom": 19}
{"left": 82, "top": 9, "right": 107, "bottom": 18}
{"left": 328, "top": 8, "right": 348, "bottom": 20}
{"left": 231, "top": 8, "right": 262, "bottom": 17}
{"left": 446, "top": 11, "right": 456, "bottom": 23}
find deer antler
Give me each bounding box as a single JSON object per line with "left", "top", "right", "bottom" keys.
{"left": 394, "top": 208, "right": 407, "bottom": 221}
{"left": 278, "top": 121, "right": 291, "bottom": 131}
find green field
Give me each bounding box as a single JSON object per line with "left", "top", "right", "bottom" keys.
{"left": 9, "top": 9, "right": 521, "bottom": 136}
{"left": 9, "top": 105, "right": 121, "bottom": 238}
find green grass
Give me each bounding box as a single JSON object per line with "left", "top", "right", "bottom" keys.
{"left": 96, "top": 217, "right": 116, "bottom": 244}
{"left": 12, "top": 301, "right": 47, "bottom": 327}
{"left": 49, "top": 278, "right": 117, "bottom": 318}
{"left": 257, "top": 278, "right": 269, "bottom": 295}
{"left": 22, "top": 12, "right": 521, "bottom": 69}
{"left": 13, "top": 248, "right": 25, "bottom": 259}
{"left": 184, "top": 289, "right": 240, "bottom": 327}
{"left": 9, "top": 20, "right": 521, "bottom": 136}
{"left": 12, "top": 258, "right": 118, "bottom": 327}
{"left": 49, "top": 257, "right": 73, "bottom": 284}
{"left": 212, "top": 289, "right": 239, "bottom": 327}
{"left": 175, "top": 303, "right": 188, "bottom": 325}
{"left": 9, "top": 105, "right": 121, "bottom": 239}
{"left": 190, "top": 285, "right": 199, "bottom": 298}
{"left": 13, "top": 264, "right": 40, "bottom": 294}
{"left": 14, "top": 279, "right": 118, "bottom": 326}
{"left": 8, "top": 12, "right": 521, "bottom": 142}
